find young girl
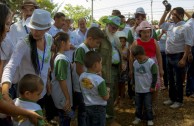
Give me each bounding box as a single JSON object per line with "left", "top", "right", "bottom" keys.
{"left": 51, "top": 32, "right": 73, "bottom": 126}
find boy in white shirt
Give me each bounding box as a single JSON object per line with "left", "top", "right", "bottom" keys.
{"left": 79, "top": 51, "right": 110, "bottom": 126}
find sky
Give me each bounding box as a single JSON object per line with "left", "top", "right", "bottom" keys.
{"left": 53, "top": 0, "right": 194, "bottom": 21}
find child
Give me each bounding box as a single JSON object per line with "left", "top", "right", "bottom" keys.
{"left": 50, "top": 32, "right": 73, "bottom": 126}
{"left": 79, "top": 51, "right": 110, "bottom": 126}
{"left": 13, "top": 74, "right": 45, "bottom": 126}
{"left": 72, "top": 27, "right": 104, "bottom": 126}
{"left": 116, "top": 31, "right": 129, "bottom": 105}
{"left": 131, "top": 45, "right": 157, "bottom": 126}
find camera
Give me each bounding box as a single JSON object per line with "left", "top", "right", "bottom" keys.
{"left": 162, "top": 0, "right": 171, "bottom": 11}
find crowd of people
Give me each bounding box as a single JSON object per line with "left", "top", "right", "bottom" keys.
{"left": 0, "top": 0, "right": 194, "bottom": 126}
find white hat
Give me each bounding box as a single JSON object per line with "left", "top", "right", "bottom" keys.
{"left": 116, "top": 31, "right": 127, "bottom": 39}
{"left": 26, "top": 9, "right": 54, "bottom": 30}
{"left": 135, "top": 7, "right": 146, "bottom": 15}
{"left": 136, "top": 21, "right": 153, "bottom": 34}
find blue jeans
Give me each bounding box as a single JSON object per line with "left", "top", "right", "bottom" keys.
{"left": 85, "top": 105, "right": 106, "bottom": 126}
{"left": 186, "top": 47, "right": 194, "bottom": 96}
{"left": 167, "top": 53, "right": 186, "bottom": 103}
{"left": 135, "top": 92, "right": 153, "bottom": 120}
{"left": 58, "top": 109, "right": 71, "bottom": 126}
{"left": 72, "top": 92, "right": 86, "bottom": 126}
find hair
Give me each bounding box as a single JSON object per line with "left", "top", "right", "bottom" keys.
{"left": 0, "top": 3, "right": 11, "bottom": 43}
{"left": 54, "top": 12, "right": 65, "bottom": 20}
{"left": 119, "top": 37, "right": 127, "bottom": 41}
{"left": 18, "top": 74, "right": 44, "bottom": 95}
{"left": 84, "top": 51, "right": 101, "bottom": 68}
{"left": 53, "top": 32, "right": 69, "bottom": 52}
{"left": 131, "top": 45, "right": 145, "bottom": 57}
{"left": 192, "top": 13, "right": 194, "bottom": 18}
{"left": 112, "top": 9, "right": 121, "bottom": 16}
{"left": 29, "top": 33, "right": 39, "bottom": 74}
{"left": 173, "top": 7, "right": 185, "bottom": 20}
{"left": 86, "top": 27, "right": 104, "bottom": 39}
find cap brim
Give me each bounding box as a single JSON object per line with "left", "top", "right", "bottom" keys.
{"left": 25, "top": 17, "right": 55, "bottom": 30}
{"left": 102, "top": 18, "right": 125, "bottom": 28}
{"left": 21, "top": 4, "right": 39, "bottom": 9}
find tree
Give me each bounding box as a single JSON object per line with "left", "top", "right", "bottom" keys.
{"left": 62, "top": 4, "right": 91, "bottom": 28}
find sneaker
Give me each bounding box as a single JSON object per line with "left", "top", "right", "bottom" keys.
{"left": 147, "top": 120, "right": 154, "bottom": 126}
{"left": 170, "top": 102, "right": 183, "bottom": 109}
{"left": 163, "top": 99, "right": 174, "bottom": 105}
{"left": 132, "top": 117, "right": 141, "bottom": 125}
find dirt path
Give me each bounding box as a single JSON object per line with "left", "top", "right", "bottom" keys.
{"left": 114, "top": 89, "right": 194, "bottom": 126}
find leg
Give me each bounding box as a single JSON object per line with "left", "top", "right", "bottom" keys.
{"left": 144, "top": 92, "right": 153, "bottom": 121}
{"left": 58, "top": 109, "right": 71, "bottom": 126}
{"left": 135, "top": 93, "right": 143, "bottom": 119}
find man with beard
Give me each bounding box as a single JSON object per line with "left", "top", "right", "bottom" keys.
{"left": 97, "top": 16, "right": 124, "bottom": 126}
{"left": 7, "top": 0, "right": 38, "bottom": 45}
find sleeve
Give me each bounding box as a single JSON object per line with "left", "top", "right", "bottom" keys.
{"left": 160, "top": 22, "right": 170, "bottom": 31}
{"left": 153, "top": 29, "right": 158, "bottom": 41}
{"left": 98, "top": 80, "right": 108, "bottom": 97}
{"left": 127, "top": 29, "right": 134, "bottom": 45}
{"left": 0, "top": 38, "right": 13, "bottom": 61}
{"left": 1, "top": 39, "right": 27, "bottom": 85}
{"left": 55, "top": 59, "right": 68, "bottom": 80}
{"left": 184, "top": 25, "right": 193, "bottom": 46}
{"left": 74, "top": 47, "right": 85, "bottom": 65}
{"left": 151, "top": 63, "right": 158, "bottom": 88}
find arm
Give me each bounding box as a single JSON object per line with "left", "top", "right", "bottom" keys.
{"left": 154, "top": 40, "right": 164, "bottom": 77}
{"left": 98, "top": 81, "right": 109, "bottom": 101}
{"left": 74, "top": 47, "right": 85, "bottom": 76}
{"left": 59, "top": 80, "right": 71, "bottom": 111}
{"left": 150, "top": 63, "right": 158, "bottom": 92}
{"left": 1, "top": 40, "right": 27, "bottom": 102}
{"left": 76, "top": 62, "right": 84, "bottom": 76}
{"left": 0, "top": 60, "right": 5, "bottom": 81}
{"left": 159, "top": 11, "right": 170, "bottom": 27}
{"left": 129, "top": 41, "right": 137, "bottom": 78}
{"left": 0, "top": 99, "right": 42, "bottom": 125}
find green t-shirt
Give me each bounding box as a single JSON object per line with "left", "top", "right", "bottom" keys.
{"left": 98, "top": 81, "right": 108, "bottom": 97}
{"left": 74, "top": 47, "right": 86, "bottom": 65}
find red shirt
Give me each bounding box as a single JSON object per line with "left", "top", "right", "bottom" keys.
{"left": 137, "top": 38, "right": 156, "bottom": 58}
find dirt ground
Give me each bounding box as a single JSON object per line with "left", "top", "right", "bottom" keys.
{"left": 114, "top": 89, "right": 194, "bottom": 126}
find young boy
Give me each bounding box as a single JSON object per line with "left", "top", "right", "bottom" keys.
{"left": 72, "top": 27, "right": 104, "bottom": 126}
{"left": 13, "top": 74, "right": 45, "bottom": 126}
{"left": 131, "top": 45, "right": 157, "bottom": 126}
{"left": 79, "top": 51, "right": 110, "bottom": 126}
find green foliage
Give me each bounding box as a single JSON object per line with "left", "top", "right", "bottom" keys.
{"left": 62, "top": 4, "right": 91, "bottom": 28}
{"left": 37, "top": 0, "right": 57, "bottom": 17}
{"left": 152, "top": 20, "right": 159, "bottom": 25}
{"left": 98, "top": 15, "right": 108, "bottom": 29}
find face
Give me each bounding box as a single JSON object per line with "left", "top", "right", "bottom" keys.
{"left": 88, "top": 38, "right": 102, "bottom": 48}
{"left": 171, "top": 10, "right": 182, "bottom": 23}
{"left": 2, "top": 14, "right": 12, "bottom": 40}
{"left": 119, "top": 38, "right": 126, "bottom": 47}
{"left": 22, "top": 5, "right": 35, "bottom": 20}
{"left": 78, "top": 19, "right": 87, "bottom": 31}
{"left": 30, "top": 28, "right": 49, "bottom": 40}
{"left": 94, "top": 59, "right": 102, "bottom": 73}
{"left": 28, "top": 84, "right": 43, "bottom": 102}
{"left": 55, "top": 16, "right": 66, "bottom": 29}
{"left": 135, "top": 15, "right": 146, "bottom": 25}
{"left": 140, "top": 29, "right": 151, "bottom": 41}
{"left": 108, "top": 24, "right": 118, "bottom": 34}
{"left": 134, "top": 55, "right": 145, "bottom": 63}
{"left": 63, "top": 39, "right": 71, "bottom": 51}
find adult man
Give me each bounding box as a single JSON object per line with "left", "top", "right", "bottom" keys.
{"left": 97, "top": 16, "right": 123, "bottom": 126}
{"left": 7, "top": 0, "right": 38, "bottom": 45}
{"left": 48, "top": 12, "right": 65, "bottom": 37}
{"left": 159, "top": 7, "right": 193, "bottom": 109}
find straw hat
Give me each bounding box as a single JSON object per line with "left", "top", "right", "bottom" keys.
{"left": 21, "top": 0, "right": 39, "bottom": 9}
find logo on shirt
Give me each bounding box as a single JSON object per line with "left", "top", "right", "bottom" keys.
{"left": 81, "top": 78, "right": 94, "bottom": 89}
{"left": 136, "top": 65, "right": 146, "bottom": 74}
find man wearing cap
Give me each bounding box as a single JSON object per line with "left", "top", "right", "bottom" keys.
{"left": 7, "top": 0, "right": 38, "bottom": 45}
{"left": 48, "top": 12, "right": 66, "bottom": 37}
{"left": 127, "top": 7, "right": 158, "bottom": 45}
{"left": 97, "top": 16, "right": 123, "bottom": 126}
{"left": 159, "top": 7, "right": 193, "bottom": 109}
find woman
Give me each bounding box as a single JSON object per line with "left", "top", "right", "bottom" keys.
{"left": 0, "top": 3, "right": 42, "bottom": 125}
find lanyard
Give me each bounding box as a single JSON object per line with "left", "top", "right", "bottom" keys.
{"left": 24, "top": 25, "right": 29, "bottom": 34}
{"left": 37, "top": 39, "right": 46, "bottom": 76}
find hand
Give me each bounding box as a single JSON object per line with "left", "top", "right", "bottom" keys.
{"left": 2, "top": 93, "right": 14, "bottom": 105}
{"left": 178, "top": 58, "right": 186, "bottom": 68}
{"left": 150, "top": 88, "right": 155, "bottom": 92}
{"left": 63, "top": 99, "right": 71, "bottom": 112}
{"left": 26, "top": 110, "right": 43, "bottom": 126}
{"left": 188, "top": 53, "right": 193, "bottom": 63}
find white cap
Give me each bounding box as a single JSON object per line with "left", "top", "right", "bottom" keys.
{"left": 135, "top": 7, "right": 146, "bottom": 15}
